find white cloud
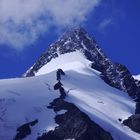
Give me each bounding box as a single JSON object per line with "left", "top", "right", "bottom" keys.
{"left": 98, "top": 18, "right": 112, "bottom": 32}
{"left": 0, "top": 0, "right": 101, "bottom": 50}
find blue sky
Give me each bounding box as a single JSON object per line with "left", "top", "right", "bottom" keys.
{"left": 0, "top": 0, "right": 140, "bottom": 79}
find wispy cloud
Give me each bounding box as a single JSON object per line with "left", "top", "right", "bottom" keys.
{"left": 0, "top": 0, "right": 101, "bottom": 50}
{"left": 98, "top": 18, "right": 113, "bottom": 32}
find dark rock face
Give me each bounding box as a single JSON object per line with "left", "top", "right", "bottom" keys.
{"left": 101, "top": 63, "right": 139, "bottom": 98}
{"left": 135, "top": 79, "right": 140, "bottom": 89}
{"left": 14, "top": 119, "right": 38, "bottom": 140}
{"left": 135, "top": 102, "right": 140, "bottom": 114}
{"left": 53, "top": 68, "right": 67, "bottom": 101}
{"left": 134, "top": 79, "right": 140, "bottom": 101}
{"left": 54, "top": 81, "right": 63, "bottom": 90}
{"left": 123, "top": 114, "right": 140, "bottom": 134}
{"left": 38, "top": 98, "right": 113, "bottom": 140}
{"left": 123, "top": 76, "right": 140, "bottom": 135}
{"left": 56, "top": 69, "right": 65, "bottom": 81}
{"left": 123, "top": 78, "right": 140, "bottom": 135}
{"left": 14, "top": 123, "right": 31, "bottom": 140}
{"left": 59, "top": 87, "right": 66, "bottom": 99}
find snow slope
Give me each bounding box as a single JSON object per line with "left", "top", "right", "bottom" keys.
{"left": 133, "top": 75, "right": 140, "bottom": 80}
{"left": 0, "top": 51, "right": 140, "bottom": 140}
{"left": 35, "top": 51, "right": 92, "bottom": 76}
{"left": 63, "top": 70, "right": 139, "bottom": 140}
{"left": 0, "top": 73, "right": 60, "bottom": 140}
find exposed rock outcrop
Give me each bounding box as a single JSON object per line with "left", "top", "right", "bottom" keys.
{"left": 135, "top": 103, "right": 140, "bottom": 114}
{"left": 38, "top": 98, "right": 113, "bottom": 140}
{"left": 56, "top": 69, "right": 65, "bottom": 81}
{"left": 100, "top": 63, "right": 139, "bottom": 98}
{"left": 123, "top": 78, "right": 140, "bottom": 135}
{"left": 14, "top": 119, "right": 38, "bottom": 140}
{"left": 123, "top": 114, "right": 140, "bottom": 134}
{"left": 54, "top": 81, "right": 63, "bottom": 90}
{"left": 135, "top": 79, "right": 140, "bottom": 89}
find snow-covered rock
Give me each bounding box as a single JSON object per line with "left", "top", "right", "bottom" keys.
{"left": 133, "top": 75, "right": 140, "bottom": 81}
{"left": 133, "top": 75, "right": 140, "bottom": 90}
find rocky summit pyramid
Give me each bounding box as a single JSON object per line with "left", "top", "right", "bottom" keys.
{"left": 24, "top": 27, "right": 139, "bottom": 99}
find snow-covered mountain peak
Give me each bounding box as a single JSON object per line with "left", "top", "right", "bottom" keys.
{"left": 35, "top": 51, "right": 94, "bottom": 76}
{"left": 23, "top": 27, "right": 139, "bottom": 100}
{"left": 23, "top": 27, "right": 106, "bottom": 77}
